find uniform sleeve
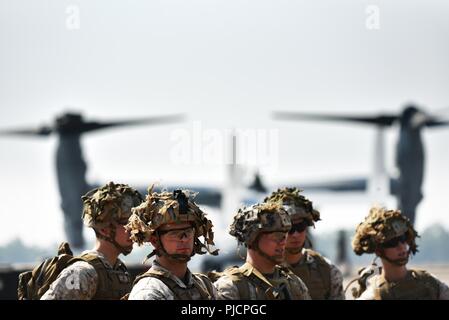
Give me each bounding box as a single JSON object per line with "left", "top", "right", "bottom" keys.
{"left": 328, "top": 263, "right": 345, "bottom": 300}
{"left": 213, "top": 275, "right": 240, "bottom": 300}
{"left": 128, "top": 277, "right": 174, "bottom": 300}
{"left": 40, "top": 261, "right": 98, "bottom": 300}
{"left": 356, "top": 287, "right": 376, "bottom": 300}
{"left": 428, "top": 273, "right": 449, "bottom": 300}
{"left": 355, "top": 275, "right": 378, "bottom": 300}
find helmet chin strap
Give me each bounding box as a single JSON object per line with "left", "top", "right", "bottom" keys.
{"left": 97, "top": 224, "right": 133, "bottom": 256}
{"left": 380, "top": 250, "right": 410, "bottom": 267}
{"left": 253, "top": 242, "right": 283, "bottom": 265}
{"left": 154, "top": 234, "right": 192, "bottom": 262}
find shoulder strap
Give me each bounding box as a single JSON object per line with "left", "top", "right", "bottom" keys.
{"left": 137, "top": 270, "right": 185, "bottom": 299}
{"left": 222, "top": 266, "right": 253, "bottom": 299}
{"left": 305, "top": 250, "right": 332, "bottom": 294}
{"left": 192, "top": 273, "right": 214, "bottom": 300}
{"left": 136, "top": 269, "right": 210, "bottom": 300}
{"left": 411, "top": 269, "right": 440, "bottom": 296}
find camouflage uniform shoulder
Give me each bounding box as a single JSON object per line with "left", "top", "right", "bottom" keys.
{"left": 410, "top": 269, "right": 433, "bottom": 278}
{"left": 212, "top": 266, "right": 251, "bottom": 300}
{"left": 192, "top": 273, "right": 217, "bottom": 299}
{"left": 40, "top": 260, "right": 98, "bottom": 300}
{"left": 409, "top": 269, "right": 441, "bottom": 287}
{"left": 207, "top": 266, "right": 240, "bottom": 282}
{"left": 280, "top": 269, "right": 312, "bottom": 300}
{"left": 276, "top": 264, "right": 297, "bottom": 276}
{"left": 303, "top": 248, "right": 330, "bottom": 265}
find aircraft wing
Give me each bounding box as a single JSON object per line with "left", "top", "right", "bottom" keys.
{"left": 272, "top": 178, "right": 368, "bottom": 192}
{"left": 271, "top": 177, "right": 399, "bottom": 194}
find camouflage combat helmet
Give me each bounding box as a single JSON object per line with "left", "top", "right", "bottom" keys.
{"left": 352, "top": 207, "right": 418, "bottom": 256}
{"left": 264, "top": 187, "right": 320, "bottom": 226}
{"left": 127, "top": 186, "right": 218, "bottom": 258}
{"left": 82, "top": 181, "right": 143, "bottom": 229}
{"left": 229, "top": 202, "right": 292, "bottom": 247}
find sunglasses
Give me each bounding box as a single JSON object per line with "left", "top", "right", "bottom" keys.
{"left": 288, "top": 222, "right": 308, "bottom": 234}
{"left": 381, "top": 234, "right": 408, "bottom": 248}
{"left": 159, "top": 227, "right": 195, "bottom": 241}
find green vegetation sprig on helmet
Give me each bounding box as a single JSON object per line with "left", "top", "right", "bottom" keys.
{"left": 127, "top": 186, "right": 218, "bottom": 261}
{"left": 82, "top": 181, "right": 143, "bottom": 255}
{"left": 352, "top": 206, "right": 418, "bottom": 256}
{"left": 264, "top": 187, "right": 320, "bottom": 226}
{"left": 229, "top": 201, "right": 291, "bottom": 247}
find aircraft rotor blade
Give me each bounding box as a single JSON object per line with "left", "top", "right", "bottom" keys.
{"left": 273, "top": 111, "right": 398, "bottom": 127}
{"left": 0, "top": 126, "right": 52, "bottom": 137}
{"left": 425, "top": 118, "right": 449, "bottom": 127}
{"left": 74, "top": 114, "right": 186, "bottom": 134}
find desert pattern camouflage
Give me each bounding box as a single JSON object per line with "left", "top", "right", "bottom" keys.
{"left": 40, "top": 250, "right": 128, "bottom": 300}
{"left": 264, "top": 187, "right": 320, "bottom": 226}
{"left": 82, "top": 182, "right": 143, "bottom": 228}
{"left": 352, "top": 207, "right": 418, "bottom": 255}
{"left": 286, "top": 248, "right": 344, "bottom": 300}
{"left": 357, "top": 270, "right": 449, "bottom": 300}
{"left": 214, "top": 262, "right": 311, "bottom": 300}
{"left": 128, "top": 260, "right": 217, "bottom": 300}
{"left": 41, "top": 254, "right": 98, "bottom": 300}
{"left": 229, "top": 202, "right": 292, "bottom": 247}
{"left": 127, "top": 188, "right": 218, "bottom": 257}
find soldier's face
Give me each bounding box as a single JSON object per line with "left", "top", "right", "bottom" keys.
{"left": 158, "top": 222, "right": 195, "bottom": 257}
{"left": 286, "top": 222, "right": 307, "bottom": 252}
{"left": 114, "top": 222, "right": 134, "bottom": 253}
{"left": 379, "top": 237, "right": 410, "bottom": 266}
{"left": 257, "top": 231, "right": 288, "bottom": 263}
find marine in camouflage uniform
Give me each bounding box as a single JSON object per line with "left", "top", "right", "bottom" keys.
{"left": 351, "top": 206, "right": 449, "bottom": 300}
{"left": 127, "top": 188, "right": 219, "bottom": 300}
{"left": 41, "top": 182, "right": 143, "bottom": 300}
{"left": 264, "top": 187, "right": 344, "bottom": 300}
{"left": 213, "top": 202, "right": 311, "bottom": 300}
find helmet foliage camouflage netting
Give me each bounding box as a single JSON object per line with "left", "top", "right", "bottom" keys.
{"left": 127, "top": 187, "right": 218, "bottom": 256}
{"left": 82, "top": 182, "right": 143, "bottom": 229}
{"left": 352, "top": 207, "right": 418, "bottom": 255}
{"left": 229, "top": 202, "right": 292, "bottom": 247}
{"left": 264, "top": 187, "right": 320, "bottom": 226}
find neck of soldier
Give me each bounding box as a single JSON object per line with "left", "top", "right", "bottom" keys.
{"left": 285, "top": 247, "right": 304, "bottom": 265}
{"left": 381, "top": 259, "right": 408, "bottom": 282}
{"left": 94, "top": 239, "right": 120, "bottom": 266}
{"left": 247, "top": 249, "right": 276, "bottom": 274}
{"left": 157, "top": 256, "right": 188, "bottom": 279}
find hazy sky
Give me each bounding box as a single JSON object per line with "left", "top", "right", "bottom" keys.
{"left": 1, "top": 0, "right": 449, "bottom": 249}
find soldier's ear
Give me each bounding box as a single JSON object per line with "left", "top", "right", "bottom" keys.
{"left": 98, "top": 226, "right": 112, "bottom": 238}
{"left": 374, "top": 247, "right": 383, "bottom": 257}
{"left": 149, "top": 235, "right": 160, "bottom": 248}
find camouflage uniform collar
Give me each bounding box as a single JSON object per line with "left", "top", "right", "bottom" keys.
{"left": 378, "top": 269, "right": 413, "bottom": 286}
{"left": 240, "top": 262, "right": 277, "bottom": 287}
{"left": 289, "top": 248, "right": 315, "bottom": 267}
{"left": 81, "top": 249, "right": 125, "bottom": 270}
{"left": 151, "top": 259, "right": 194, "bottom": 288}
{"left": 303, "top": 248, "right": 316, "bottom": 264}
